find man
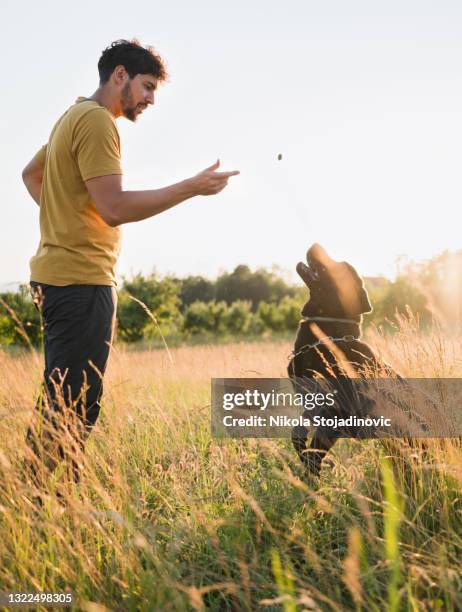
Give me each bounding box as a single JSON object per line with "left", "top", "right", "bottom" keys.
{"left": 22, "top": 39, "right": 239, "bottom": 485}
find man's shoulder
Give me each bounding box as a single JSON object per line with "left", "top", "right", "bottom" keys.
{"left": 57, "top": 99, "right": 120, "bottom": 149}
{"left": 67, "top": 98, "right": 116, "bottom": 127}
{"left": 47, "top": 98, "right": 120, "bottom": 155}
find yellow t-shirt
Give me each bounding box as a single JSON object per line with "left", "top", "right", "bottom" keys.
{"left": 29, "top": 97, "right": 122, "bottom": 286}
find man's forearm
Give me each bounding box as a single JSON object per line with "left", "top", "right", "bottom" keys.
{"left": 110, "top": 178, "right": 197, "bottom": 225}
{"left": 86, "top": 160, "right": 238, "bottom": 227}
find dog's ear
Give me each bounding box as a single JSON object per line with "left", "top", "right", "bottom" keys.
{"left": 359, "top": 285, "right": 372, "bottom": 314}
{"left": 345, "top": 263, "right": 372, "bottom": 314}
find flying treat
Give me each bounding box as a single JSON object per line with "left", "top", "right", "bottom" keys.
{"left": 277, "top": 153, "right": 283, "bottom": 161}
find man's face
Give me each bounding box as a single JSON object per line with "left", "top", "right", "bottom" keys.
{"left": 120, "top": 74, "right": 157, "bottom": 122}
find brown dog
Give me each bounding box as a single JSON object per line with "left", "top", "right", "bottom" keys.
{"left": 288, "top": 244, "right": 403, "bottom": 477}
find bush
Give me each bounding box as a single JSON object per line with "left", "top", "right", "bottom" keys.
{"left": 0, "top": 285, "right": 41, "bottom": 347}
{"left": 256, "top": 301, "right": 285, "bottom": 332}
{"left": 117, "top": 273, "right": 182, "bottom": 343}
{"left": 183, "top": 301, "right": 228, "bottom": 336}
{"left": 222, "top": 300, "right": 253, "bottom": 335}
{"left": 278, "top": 296, "right": 303, "bottom": 331}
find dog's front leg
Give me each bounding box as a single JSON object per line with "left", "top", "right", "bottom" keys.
{"left": 292, "top": 420, "right": 338, "bottom": 477}
{"left": 307, "top": 431, "right": 339, "bottom": 476}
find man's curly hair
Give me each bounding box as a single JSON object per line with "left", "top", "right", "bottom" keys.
{"left": 98, "top": 39, "right": 168, "bottom": 85}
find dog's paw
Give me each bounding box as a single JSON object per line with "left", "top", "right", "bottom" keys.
{"left": 296, "top": 451, "right": 323, "bottom": 484}
{"left": 299, "top": 466, "right": 321, "bottom": 490}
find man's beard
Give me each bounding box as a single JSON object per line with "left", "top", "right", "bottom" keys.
{"left": 121, "top": 81, "right": 144, "bottom": 122}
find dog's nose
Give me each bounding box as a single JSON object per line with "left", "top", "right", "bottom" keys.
{"left": 307, "top": 243, "right": 331, "bottom": 264}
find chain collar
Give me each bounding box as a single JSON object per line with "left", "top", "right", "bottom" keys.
{"left": 290, "top": 334, "right": 358, "bottom": 360}
{"left": 289, "top": 316, "right": 361, "bottom": 360}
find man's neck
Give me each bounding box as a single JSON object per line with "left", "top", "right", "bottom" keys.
{"left": 88, "top": 86, "right": 121, "bottom": 119}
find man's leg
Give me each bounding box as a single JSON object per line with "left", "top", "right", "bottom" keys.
{"left": 25, "top": 283, "right": 117, "bottom": 485}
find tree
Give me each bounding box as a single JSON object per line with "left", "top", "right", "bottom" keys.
{"left": 215, "top": 265, "right": 296, "bottom": 309}
{"left": 178, "top": 275, "right": 216, "bottom": 308}
{"left": 367, "top": 277, "right": 432, "bottom": 331}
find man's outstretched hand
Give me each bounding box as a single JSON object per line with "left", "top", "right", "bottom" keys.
{"left": 191, "top": 159, "right": 240, "bottom": 195}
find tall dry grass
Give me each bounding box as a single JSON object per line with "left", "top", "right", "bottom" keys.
{"left": 1, "top": 323, "right": 462, "bottom": 610}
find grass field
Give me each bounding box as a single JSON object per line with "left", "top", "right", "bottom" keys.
{"left": 1, "top": 320, "right": 462, "bottom": 611}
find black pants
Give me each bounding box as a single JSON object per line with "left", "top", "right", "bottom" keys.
{"left": 25, "top": 282, "right": 117, "bottom": 483}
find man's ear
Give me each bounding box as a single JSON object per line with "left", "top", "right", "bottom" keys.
{"left": 113, "top": 64, "right": 129, "bottom": 85}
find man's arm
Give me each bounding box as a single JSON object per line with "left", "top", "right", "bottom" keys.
{"left": 85, "top": 160, "right": 239, "bottom": 227}
{"left": 22, "top": 146, "right": 46, "bottom": 206}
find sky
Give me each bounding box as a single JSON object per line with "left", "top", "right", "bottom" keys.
{"left": 2, "top": 0, "right": 462, "bottom": 288}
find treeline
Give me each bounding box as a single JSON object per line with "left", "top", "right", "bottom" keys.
{"left": 89, "top": 265, "right": 305, "bottom": 345}
{"left": 1, "top": 251, "right": 461, "bottom": 347}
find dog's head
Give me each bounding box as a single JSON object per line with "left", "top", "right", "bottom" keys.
{"left": 297, "top": 244, "right": 372, "bottom": 320}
